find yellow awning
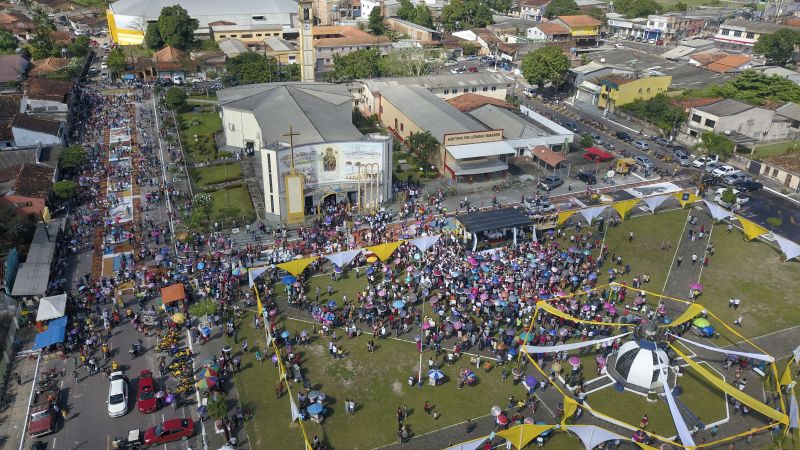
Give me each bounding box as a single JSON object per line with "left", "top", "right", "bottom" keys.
{"left": 660, "top": 303, "right": 705, "bottom": 328}
{"left": 557, "top": 210, "right": 576, "bottom": 225}
{"left": 736, "top": 215, "right": 769, "bottom": 241}
{"left": 277, "top": 257, "right": 319, "bottom": 277}
{"left": 612, "top": 199, "right": 640, "bottom": 219}
{"left": 366, "top": 241, "right": 403, "bottom": 261}
{"left": 496, "top": 424, "right": 557, "bottom": 449}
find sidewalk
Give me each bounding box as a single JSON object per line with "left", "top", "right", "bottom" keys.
{"left": 0, "top": 355, "right": 38, "bottom": 449}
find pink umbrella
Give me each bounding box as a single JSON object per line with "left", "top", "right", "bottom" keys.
{"left": 480, "top": 293, "right": 489, "bottom": 301}
{"left": 406, "top": 266, "right": 414, "bottom": 272}
{"left": 582, "top": 304, "right": 591, "bottom": 312}
{"left": 568, "top": 356, "right": 581, "bottom": 367}
{"left": 422, "top": 321, "right": 431, "bottom": 330}
{"left": 608, "top": 306, "right": 617, "bottom": 315}
{"left": 378, "top": 290, "right": 386, "bottom": 297}
{"left": 689, "top": 282, "right": 703, "bottom": 292}
{"left": 453, "top": 321, "right": 463, "bottom": 330}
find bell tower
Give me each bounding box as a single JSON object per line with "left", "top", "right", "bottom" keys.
{"left": 299, "top": 0, "right": 316, "bottom": 82}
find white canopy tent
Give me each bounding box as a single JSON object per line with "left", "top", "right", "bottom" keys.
{"left": 36, "top": 293, "right": 67, "bottom": 322}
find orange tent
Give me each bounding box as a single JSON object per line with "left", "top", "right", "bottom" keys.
{"left": 161, "top": 283, "right": 186, "bottom": 304}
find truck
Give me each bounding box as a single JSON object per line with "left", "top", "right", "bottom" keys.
{"left": 28, "top": 388, "right": 58, "bottom": 437}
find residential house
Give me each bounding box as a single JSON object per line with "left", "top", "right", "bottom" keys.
{"left": 714, "top": 19, "right": 793, "bottom": 51}
{"left": 679, "top": 98, "right": 788, "bottom": 146}
{"left": 0, "top": 55, "right": 29, "bottom": 92}
{"left": 518, "top": 0, "right": 549, "bottom": 21}
{"left": 705, "top": 54, "right": 751, "bottom": 73}
{"left": 11, "top": 114, "right": 64, "bottom": 147}
{"left": 0, "top": 11, "right": 34, "bottom": 41}
{"left": 210, "top": 22, "right": 286, "bottom": 45}
{"left": 218, "top": 38, "right": 250, "bottom": 58}
{"left": 489, "top": 18, "right": 537, "bottom": 42}
{"left": 0, "top": 163, "right": 54, "bottom": 217}
{"left": 22, "top": 78, "right": 74, "bottom": 118}
{"left": 552, "top": 15, "right": 600, "bottom": 46}
{"left": 191, "top": 50, "right": 227, "bottom": 78}
{"left": 566, "top": 61, "right": 614, "bottom": 94}
{"left": 50, "top": 31, "right": 72, "bottom": 47}
{"left": 607, "top": 14, "right": 648, "bottom": 40}
{"left": 154, "top": 46, "right": 195, "bottom": 81}
{"left": 68, "top": 12, "right": 105, "bottom": 33}
{"left": 597, "top": 75, "right": 672, "bottom": 113}
{"left": 643, "top": 13, "right": 706, "bottom": 43}
{"left": 263, "top": 37, "right": 299, "bottom": 65}
{"left": 688, "top": 49, "right": 729, "bottom": 67}
{"left": 526, "top": 22, "right": 571, "bottom": 42}
{"left": 386, "top": 18, "right": 441, "bottom": 42}
{"left": 775, "top": 102, "right": 800, "bottom": 140}
{"left": 661, "top": 38, "right": 715, "bottom": 61}
{"left": 755, "top": 66, "right": 800, "bottom": 85}
{"left": 312, "top": 25, "right": 393, "bottom": 73}
{"left": 0, "top": 94, "right": 21, "bottom": 149}
{"left": 28, "top": 57, "right": 71, "bottom": 78}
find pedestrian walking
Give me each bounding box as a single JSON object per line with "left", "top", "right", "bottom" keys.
{"left": 676, "top": 255, "right": 682, "bottom": 266}
{"left": 691, "top": 254, "right": 698, "bottom": 264}
{"left": 628, "top": 231, "right": 634, "bottom": 242}
{"left": 734, "top": 316, "right": 743, "bottom": 327}
{"left": 15, "top": 374, "right": 22, "bottom": 385}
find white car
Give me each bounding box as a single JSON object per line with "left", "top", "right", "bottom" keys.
{"left": 100, "top": 62, "right": 107, "bottom": 70}
{"left": 704, "top": 161, "right": 723, "bottom": 173}
{"left": 714, "top": 192, "right": 748, "bottom": 210}
{"left": 107, "top": 371, "right": 128, "bottom": 417}
{"left": 691, "top": 155, "right": 719, "bottom": 168}
{"left": 714, "top": 187, "right": 740, "bottom": 197}
{"left": 712, "top": 165, "right": 738, "bottom": 177}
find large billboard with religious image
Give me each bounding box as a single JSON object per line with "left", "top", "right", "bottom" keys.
{"left": 276, "top": 141, "right": 386, "bottom": 187}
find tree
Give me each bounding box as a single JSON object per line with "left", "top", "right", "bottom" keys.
{"left": 68, "top": 35, "right": 90, "bottom": 57}
{"left": 333, "top": 48, "right": 383, "bottom": 80}
{"left": 144, "top": 22, "right": 163, "bottom": 49}
{"left": 619, "top": 94, "right": 685, "bottom": 133}
{"left": 53, "top": 180, "right": 76, "bottom": 199}
{"left": 720, "top": 188, "right": 736, "bottom": 205}
{"left": 684, "top": 70, "right": 800, "bottom": 105}
{"left": 157, "top": 5, "right": 198, "bottom": 50}
{"left": 224, "top": 52, "right": 294, "bottom": 85}
{"left": 380, "top": 48, "right": 434, "bottom": 77}
{"left": 614, "top": 0, "right": 661, "bottom": 18}
{"left": 586, "top": 7, "right": 607, "bottom": 26}
{"left": 698, "top": 131, "right": 734, "bottom": 158}
{"left": 580, "top": 133, "right": 594, "bottom": 148}
{"left": 407, "top": 131, "right": 440, "bottom": 165}
{"left": 753, "top": 29, "right": 800, "bottom": 66}
{"left": 165, "top": 87, "right": 187, "bottom": 108}
{"left": 188, "top": 299, "right": 218, "bottom": 317}
{"left": 0, "top": 205, "right": 32, "bottom": 241}
{"left": 201, "top": 39, "right": 219, "bottom": 50}
{"left": 107, "top": 48, "right": 126, "bottom": 77}
{"left": 672, "top": 2, "right": 688, "bottom": 11}
{"left": 440, "top": 0, "right": 493, "bottom": 31}
{"left": 207, "top": 394, "right": 227, "bottom": 420}
{"left": 0, "top": 30, "right": 18, "bottom": 54}
{"left": 368, "top": 7, "right": 385, "bottom": 35}
{"left": 28, "top": 7, "right": 55, "bottom": 59}
{"left": 412, "top": 4, "right": 434, "bottom": 28}
{"left": 486, "top": 0, "right": 512, "bottom": 13}
{"left": 520, "top": 46, "right": 570, "bottom": 93}
{"left": 545, "top": 0, "right": 580, "bottom": 18}
{"left": 193, "top": 192, "right": 215, "bottom": 221}
{"left": 59, "top": 145, "right": 86, "bottom": 170}
{"left": 397, "top": 0, "right": 416, "bottom": 20}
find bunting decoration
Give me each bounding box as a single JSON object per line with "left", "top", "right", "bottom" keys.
{"left": 442, "top": 437, "right": 488, "bottom": 450}
{"left": 611, "top": 199, "right": 640, "bottom": 219}
{"left": 248, "top": 266, "right": 269, "bottom": 288}
{"left": 495, "top": 424, "right": 557, "bottom": 449}
{"left": 659, "top": 367, "right": 696, "bottom": 447}
{"left": 773, "top": 233, "right": 800, "bottom": 262}
{"left": 669, "top": 334, "right": 774, "bottom": 362}
{"left": 674, "top": 191, "right": 701, "bottom": 208}
{"left": 736, "top": 216, "right": 769, "bottom": 241}
{"left": 277, "top": 257, "right": 319, "bottom": 277}
{"left": 537, "top": 301, "right": 629, "bottom": 327}
{"left": 567, "top": 425, "right": 629, "bottom": 450}
{"left": 659, "top": 303, "right": 705, "bottom": 328}
{"left": 524, "top": 332, "right": 630, "bottom": 354}
{"left": 290, "top": 397, "right": 301, "bottom": 422}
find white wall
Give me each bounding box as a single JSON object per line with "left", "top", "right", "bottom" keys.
{"left": 11, "top": 127, "right": 61, "bottom": 147}
{"left": 221, "top": 108, "right": 262, "bottom": 149}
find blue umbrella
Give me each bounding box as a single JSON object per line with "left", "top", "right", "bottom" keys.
{"left": 366, "top": 267, "right": 375, "bottom": 275}
{"left": 519, "top": 331, "right": 534, "bottom": 342}
{"left": 281, "top": 275, "right": 297, "bottom": 285}
{"left": 328, "top": 300, "right": 337, "bottom": 308}
{"left": 428, "top": 369, "right": 444, "bottom": 380}
{"left": 281, "top": 330, "right": 290, "bottom": 338}
{"left": 197, "top": 262, "right": 205, "bottom": 270}
{"left": 307, "top": 403, "right": 323, "bottom": 415}
{"left": 392, "top": 300, "right": 406, "bottom": 309}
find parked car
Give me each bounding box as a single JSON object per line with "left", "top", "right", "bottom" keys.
{"left": 28, "top": 388, "right": 58, "bottom": 437}
{"left": 565, "top": 122, "right": 580, "bottom": 133}
{"left": 634, "top": 155, "right": 654, "bottom": 170}
{"left": 616, "top": 131, "right": 633, "bottom": 142}
{"left": 692, "top": 155, "right": 719, "bottom": 168}
{"left": 575, "top": 171, "right": 597, "bottom": 184}
{"left": 734, "top": 179, "right": 763, "bottom": 192}
{"left": 653, "top": 136, "right": 671, "bottom": 147}
{"left": 100, "top": 62, "right": 107, "bottom": 70}
{"left": 714, "top": 191, "right": 748, "bottom": 211}
{"left": 632, "top": 140, "right": 649, "bottom": 150}
{"left": 704, "top": 161, "right": 723, "bottom": 173}
{"left": 590, "top": 133, "right": 603, "bottom": 145}
{"left": 465, "top": 55, "right": 478, "bottom": 61}
{"left": 443, "top": 59, "right": 458, "bottom": 66}
{"left": 108, "top": 371, "right": 128, "bottom": 417}
{"left": 209, "top": 82, "right": 224, "bottom": 90}
{"left": 539, "top": 175, "right": 564, "bottom": 191}
{"left": 673, "top": 150, "right": 691, "bottom": 167}
{"left": 723, "top": 172, "right": 751, "bottom": 186}
{"left": 137, "top": 370, "right": 159, "bottom": 414}
{"left": 712, "top": 165, "right": 738, "bottom": 177}
{"left": 701, "top": 174, "right": 722, "bottom": 187}
{"left": 450, "top": 67, "right": 465, "bottom": 74}
{"left": 143, "top": 418, "right": 195, "bottom": 446}
{"left": 467, "top": 66, "right": 478, "bottom": 73}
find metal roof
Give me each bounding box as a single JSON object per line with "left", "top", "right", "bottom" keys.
{"left": 457, "top": 207, "right": 532, "bottom": 233}
{"left": 696, "top": 98, "right": 753, "bottom": 117}
{"left": 467, "top": 105, "right": 550, "bottom": 139}
{"left": 110, "top": 0, "right": 296, "bottom": 20}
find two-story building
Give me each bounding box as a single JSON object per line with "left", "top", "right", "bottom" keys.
{"left": 0, "top": 55, "right": 28, "bottom": 92}
{"left": 210, "top": 21, "right": 286, "bottom": 44}
{"left": 526, "top": 22, "right": 571, "bottom": 42}
{"left": 313, "top": 25, "right": 393, "bottom": 73}
{"left": 0, "top": 163, "right": 54, "bottom": 217}
{"left": 518, "top": 0, "right": 549, "bottom": 21}
{"left": 0, "top": 11, "right": 34, "bottom": 41}
{"left": 643, "top": 13, "right": 706, "bottom": 43}
{"left": 552, "top": 15, "right": 600, "bottom": 46}
{"left": 679, "top": 98, "right": 790, "bottom": 147}
{"left": 596, "top": 75, "right": 671, "bottom": 113}
{"left": 22, "top": 78, "right": 74, "bottom": 120}
{"left": 607, "top": 14, "right": 648, "bottom": 40}
{"left": 714, "top": 18, "right": 793, "bottom": 52}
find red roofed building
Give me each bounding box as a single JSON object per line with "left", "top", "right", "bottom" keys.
{"left": 0, "top": 163, "right": 54, "bottom": 217}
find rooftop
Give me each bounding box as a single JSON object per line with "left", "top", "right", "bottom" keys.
{"left": 776, "top": 102, "right": 800, "bottom": 122}
{"left": 447, "top": 93, "right": 515, "bottom": 112}
{"left": 467, "top": 104, "right": 552, "bottom": 139}
{"left": 720, "top": 18, "right": 794, "bottom": 34}
{"left": 0, "top": 55, "right": 27, "bottom": 83}
{"left": 379, "top": 85, "right": 485, "bottom": 142}
{"left": 11, "top": 114, "right": 61, "bottom": 135}
{"left": 313, "top": 25, "right": 391, "bottom": 47}
{"left": 218, "top": 38, "right": 250, "bottom": 57}
{"left": 264, "top": 36, "right": 297, "bottom": 52}
{"left": 28, "top": 57, "right": 70, "bottom": 77}
{"left": 217, "top": 82, "right": 362, "bottom": 146}
{"left": 705, "top": 54, "right": 751, "bottom": 73}
{"left": 556, "top": 15, "right": 601, "bottom": 28}
{"left": 210, "top": 23, "right": 282, "bottom": 32}
{"left": 696, "top": 98, "right": 753, "bottom": 117}
{"left": 8, "top": 163, "right": 53, "bottom": 198}
{"left": 25, "top": 77, "right": 73, "bottom": 102}
{"left": 110, "top": 0, "right": 297, "bottom": 20}
{"left": 533, "top": 22, "right": 570, "bottom": 35}
{"left": 570, "top": 61, "right": 609, "bottom": 75}
{"left": 363, "top": 72, "right": 510, "bottom": 92}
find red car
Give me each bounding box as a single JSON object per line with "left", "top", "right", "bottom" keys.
{"left": 137, "top": 370, "right": 159, "bottom": 414}
{"left": 143, "top": 418, "right": 194, "bottom": 446}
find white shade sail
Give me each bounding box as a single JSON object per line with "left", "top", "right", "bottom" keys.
{"left": 36, "top": 293, "right": 67, "bottom": 322}
{"left": 324, "top": 249, "right": 363, "bottom": 268}
{"left": 408, "top": 235, "right": 441, "bottom": 252}
{"left": 773, "top": 234, "right": 800, "bottom": 262}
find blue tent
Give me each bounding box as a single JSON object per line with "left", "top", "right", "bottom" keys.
{"left": 33, "top": 316, "right": 68, "bottom": 350}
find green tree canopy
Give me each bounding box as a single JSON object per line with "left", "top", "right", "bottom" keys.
{"left": 440, "top": 0, "right": 493, "bottom": 31}
{"left": 68, "top": 35, "right": 90, "bottom": 57}
{"left": 107, "top": 47, "right": 126, "bottom": 77}
{"left": 333, "top": 48, "right": 383, "bottom": 80}
{"left": 397, "top": 0, "right": 416, "bottom": 20}
{"left": 224, "top": 52, "right": 296, "bottom": 85}
{"left": 59, "top": 145, "right": 86, "bottom": 170}
{"left": 753, "top": 28, "right": 800, "bottom": 66}
{"left": 672, "top": 1, "right": 688, "bottom": 11}
{"left": 520, "top": 46, "right": 570, "bottom": 92}
{"left": 684, "top": 70, "right": 800, "bottom": 105}
{"left": 0, "top": 30, "right": 18, "bottom": 54}
{"left": 614, "top": 0, "right": 662, "bottom": 18}
{"left": 53, "top": 179, "right": 76, "bottom": 199}
{"left": 412, "top": 4, "right": 434, "bottom": 28}
{"left": 486, "top": 0, "right": 512, "bottom": 13}
{"left": 368, "top": 7, "right": 385, "bottom": 35}
{"left": 407, "top": 131, "right": 440, "bottom": 165}
{"left": 157, "top": 5, "right": 198, "bottom": 50}
{"left": 586, "top": 7, "right": 607, "bottom": 26}
{"left": 201, "top": 38, "right": 219, "bottom": 50}
{"left": 619, "top": 93, "right": 685, "bottom": 133}
{"left": 28, "top": 8, "right": 55, "bottom": 59}
{"left": 698, "top": 131, "right": 734, "bottom": 158}
{"left": 165, "top": 87, "right": 187, "bottom": 109}
{"left": 545, "top": 0, "right": 580, "bottom": 18}
{"left": 144, "top": 22, "right": 163, "bottom": 49}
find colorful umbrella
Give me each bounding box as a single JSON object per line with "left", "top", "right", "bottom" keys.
{"left": 693, "top": 318, "right": 711, "bottom": 328}
{"left": 231, "top": 266, "right": 247, "bottom": 276}
{"left": 281, "top": 275, "right": 296, "bottom": 285}
{"left": 171, "top": 313, "right": 186, "bottom": 324}
{"left": 195, "top": 376, "right": 218, "bottom": 390}
{"left": 428, "top": 369, "right": 444, "bottom": 380}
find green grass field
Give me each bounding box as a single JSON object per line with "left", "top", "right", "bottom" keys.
{"left": 751, "top": 140, "right": 800, "bottom": 160}
{"left": 179, "top": 110, "right": 222, "bottom": 162}
{"left": 208, "top": 184, "right": 255, "bottom": 224}
{"left": 191, "top": 163, "right": 243, "bottom": 187}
